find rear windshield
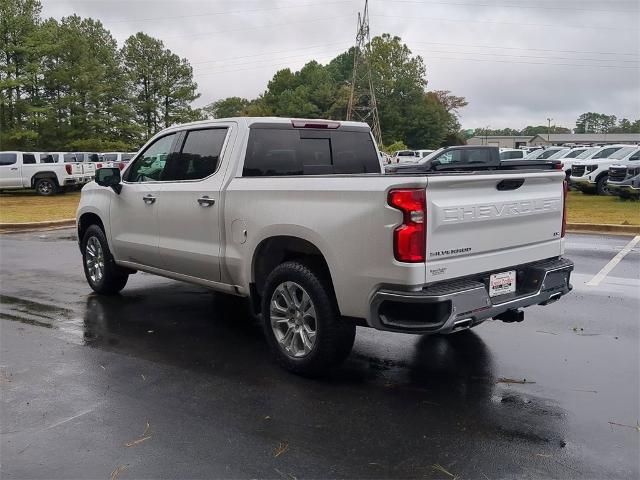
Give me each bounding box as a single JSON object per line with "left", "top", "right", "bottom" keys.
{"left": 64, "top": 153, "right": 83, "bottom": 162}
{"left": 40, "top": 153, "right": 57, "bottom": 163}
{"left": 243, "top": 128, "right": 380, "bottom": 176}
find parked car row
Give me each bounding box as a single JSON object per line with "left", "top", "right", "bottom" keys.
{"left": 568, "top": 144, "right": 640, "bottom": 195}
{"left": 0, "top": 151, "right": 136, "bottom": 195}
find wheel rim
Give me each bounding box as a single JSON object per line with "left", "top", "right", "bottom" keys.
{"left": 39, "top": 180, "right": 52, "bottom": 194}
{"left": 85, "top": 236, "right": 105, "bottom": 284}
{"left": 270, "top": 281, "right": 317, "bottom": 358}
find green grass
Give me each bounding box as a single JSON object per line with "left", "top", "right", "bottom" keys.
{"left": 0, "top": 189, "right": 638, "bottom": 226}
{"left": 566, "top": 191, "right": 639, "bottom": 225}
{"left": 0, "top": 191, "right": 80, "bottom": 223}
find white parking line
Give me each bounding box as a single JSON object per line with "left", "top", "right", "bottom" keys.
{"left": 586, "top": 235, "right": 640, "bottom": 287}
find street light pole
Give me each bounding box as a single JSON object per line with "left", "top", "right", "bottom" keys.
{"left": 547, "top": 117, "right": 553, "bottom": 143}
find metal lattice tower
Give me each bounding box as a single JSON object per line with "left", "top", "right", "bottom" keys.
{"left": 346, "top": 0, "right": 382, "bottom": 145}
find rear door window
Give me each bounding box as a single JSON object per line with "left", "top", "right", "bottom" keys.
{"left": 0, "top": 153, "right": 17, "bottom": 165}
{"left": 40, "top": 154, "right": 56, "bottom": 163}
{"left": 103, "top": 154, "right": 118, "bottom": 162}
{"left": 163, "top": 128, "right": 228, "bottom": 181}
{"left": 243, "top": 128, "right": 380, "bottom": 176}
{"left": 22, "top": 153, "right": 36, "bottom": 164}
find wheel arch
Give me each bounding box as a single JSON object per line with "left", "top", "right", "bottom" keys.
{"left": 78, "top": 212, "right": 106, "bottom": 245}
{"left": 30, "top": 171, "right": 59, "bottom": 188}
{"left": 250, "top": 235, "right": 337, "bottom": 315}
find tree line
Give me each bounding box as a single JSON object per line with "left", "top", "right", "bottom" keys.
{"left": 1, "top": 0, "right": 467, "bottom": 151}
{"left": 473, "top": 113, "right": 640, "bottom": 138}
{"left": 1, "top": 0, "right": 199, "bottom": 151}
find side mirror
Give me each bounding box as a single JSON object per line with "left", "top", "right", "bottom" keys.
{"left": 95, "top": 167, "right": 122, "bottom": 194}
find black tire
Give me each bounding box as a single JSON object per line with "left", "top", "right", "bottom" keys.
{"left": 34, "top": 177, "right": 58, "bottom": 196}
{"left": 261, "top": 261, "right": 355, "bottom": 376}
{"left": 81, "top": 224, "right": 129, "bottom": 294}
{"left": 596, "top": 175, "right": 610, "bottom": 196}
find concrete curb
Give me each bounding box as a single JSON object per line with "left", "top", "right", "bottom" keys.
{"left": 0, "top": 219, "right": 75, "bottom": 233}
{"left": 567, "top": 223, "right": 640, "bottom": 236}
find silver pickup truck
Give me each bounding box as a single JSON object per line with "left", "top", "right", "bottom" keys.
{"left": 77, "top": 117, "right": 573, "bottom": 374}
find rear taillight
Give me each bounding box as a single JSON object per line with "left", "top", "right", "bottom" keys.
{"left": 388, "top": 189, "right": 426, "bottom": 262}
{"left": 65, "top": 164, "right": 72, "bottom": 174}
{"left": 561, "top": 180, "right": 568, "bottom": 238}
{"left": 96, "top": 163, "right": 103, "bottom": 169}
{"left": 117, "top": 162, "right": 125, "bottom": 170}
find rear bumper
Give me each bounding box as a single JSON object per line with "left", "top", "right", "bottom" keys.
{"left": 368, "top": 257, "right": 573, "bottom": 334}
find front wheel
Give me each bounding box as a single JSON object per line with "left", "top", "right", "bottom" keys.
{"left": 596, "top": 175, "right": 611, "bottom": 195}
{"left": 81, "top": 225, "right": 129, "bottom": 294}
{"left": 261, "top": 261, "right": 355, "bottom": 375}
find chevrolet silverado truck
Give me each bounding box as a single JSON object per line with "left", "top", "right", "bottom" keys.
{"left": 0, "top": 151, "right": 85, "bottom": 195}
{"left": 76, "top": 117, "right": 574, "bottom": 374}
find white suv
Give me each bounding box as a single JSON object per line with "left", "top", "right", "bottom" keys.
{"left": 570, "top": 145, "right": 632, "bottom": 195}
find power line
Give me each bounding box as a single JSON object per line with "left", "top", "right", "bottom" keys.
{"left": 415, "top": 49, "right": 639, "bottom": 64}
{"left": 194, "top": 53, "right": 341, "bottom": 78}
{"left": 373, "top": 13, "right": 638, "bottom": 30}
{"left": 413, "top": 52, "right": 640, "bottom": 69}
{"left": 373, "top": 0, "right": 639, "bottom": 14}
{"left": 407, "top": 40, "right": 639, "bottom": 57}
{"left": 191, "top": 41, "right": 352, "bottom": 66}
{"left": 196, "top": 45, "right": 352, "bottom": 74}
{"left": 162, "top": 15, "right": 353, "bottom": 39}
{"left": 105, "top": 0, "right": 357, "bottom": 24}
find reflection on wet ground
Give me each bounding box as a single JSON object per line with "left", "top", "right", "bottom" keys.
{"left": 1, "top": 230, "right": 638, "bottom": 479}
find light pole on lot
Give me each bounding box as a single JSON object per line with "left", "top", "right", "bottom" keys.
{"left": 547, "top": 118, "right": 553, "bottom": 142}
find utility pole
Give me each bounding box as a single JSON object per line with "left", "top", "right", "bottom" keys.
{"left": 547, "top": 117, "right": 553, "bottom": 142}
{"left": 347, "top": 0, "right": 382, "bottom": 145}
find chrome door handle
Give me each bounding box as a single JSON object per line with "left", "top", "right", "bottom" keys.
{"left": 197, "top": 196, "right": 215, "bottom": 207}
{"left": 143, "top": 194, "right": 156, "bottom": 205}
{"left": 10, "top": 167, "right": 18, "bottom": 171}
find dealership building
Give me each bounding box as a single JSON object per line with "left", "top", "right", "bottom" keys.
{"left": 468, "top": 133, "right": 640, "bottom": 148}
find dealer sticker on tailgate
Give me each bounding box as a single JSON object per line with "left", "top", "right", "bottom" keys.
{"left": 489, "top": 270, "right": 516, "bottom": 297}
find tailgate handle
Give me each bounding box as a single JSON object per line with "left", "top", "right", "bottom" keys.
{"left": 497, "top": 179, "right": 525, "bottom": 191}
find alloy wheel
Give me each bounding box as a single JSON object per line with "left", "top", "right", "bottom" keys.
{"left": 270, "top": 281, "right": 317, "bottom": 358}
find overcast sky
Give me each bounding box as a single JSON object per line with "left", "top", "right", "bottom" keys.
{"left": 41, "top": 0, "right": 639, "bottom": 130}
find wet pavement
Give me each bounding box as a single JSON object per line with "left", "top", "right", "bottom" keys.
{"left": 1, "top": 230, "right": 638, "bottom": 479}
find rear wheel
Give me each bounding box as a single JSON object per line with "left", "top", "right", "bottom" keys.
{"left": 261, "top": 261, "right": 355, "bottom": 375}
{"left": 81, "top": 225, "right": 129, "bottom": 294}
{"left": 596, "top": 175, "right": 611, "bottom": 195}
{"left": 35, "top": 177, "right": 58, "bottom": 196}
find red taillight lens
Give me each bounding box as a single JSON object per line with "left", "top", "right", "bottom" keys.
{"left": 388, "top": 189, "right": 426, "bottom": 262}
{"left": 65, "top": 164, "right": 72, "bottom": 174}
{"left": 117, "top": 162, "right": 125, "bottom": 170}
{"left": 561, "top": 180, "right": 568, "bottom": 237}
{"left": 96, "top": 163, "right": 103, "bottom": 169}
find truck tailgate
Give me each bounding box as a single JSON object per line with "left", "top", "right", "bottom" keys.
{"left": 425, "top": 171, "right": 565, "bottom": 283}
{"left": 82, "top": 163, "right": 95, "bottom": 176}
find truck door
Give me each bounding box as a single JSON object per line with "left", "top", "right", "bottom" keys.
{"left": 156, "top": 125, "right": 234, "bottom": 282}
{"left": 110, "top": 133, "right": 179, "bottom": 268}
{"left": 0, "top": 153, "right": 22, "bottom": 188}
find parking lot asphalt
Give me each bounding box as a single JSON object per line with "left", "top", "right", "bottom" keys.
{"left": 1, "top": 230, "right": 638, "bottom": 479}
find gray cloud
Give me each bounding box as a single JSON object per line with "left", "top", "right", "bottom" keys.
{"left": 42, "top": 0, "right": 639, "bottom": 130}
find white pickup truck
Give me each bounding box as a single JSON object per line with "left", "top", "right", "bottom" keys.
{"left": 0, "top": 151, "right": 85, "bottom": 195}
{"left": 76, "top": 117, "right": 574, "bottom": 374}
